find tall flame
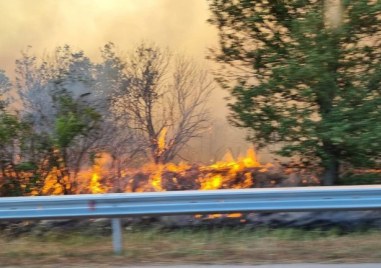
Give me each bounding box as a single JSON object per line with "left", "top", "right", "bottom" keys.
{"left": 157, "top": 127, "right": 167, "bottom": 156}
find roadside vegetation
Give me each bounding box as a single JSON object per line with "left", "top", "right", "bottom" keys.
{"left": 208, "top": 0, "right": 381, "bottom": 185}
{"left": 2, "top": 227, "right": 381, "bottom": 266}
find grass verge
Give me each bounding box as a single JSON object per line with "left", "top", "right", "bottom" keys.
{"left": 1, "top": 227, "right": 381, "bottom": 266}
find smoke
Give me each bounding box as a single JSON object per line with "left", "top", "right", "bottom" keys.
{"left": 0, "top": 0, "right": 254, "bottom": 162}
{"left": 0, "top": 0, "right": 218, "bottom": 70}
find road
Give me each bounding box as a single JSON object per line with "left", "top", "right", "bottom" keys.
{"left": 125, "top": 265, "right": 381, "bottom": 268}
{"left": 5, "top": 265, "right": 381, "bottom": 268}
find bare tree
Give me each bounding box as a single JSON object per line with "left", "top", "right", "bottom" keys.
{"left": 112, "top": 42, "right": 214, "bottom": 164}
{"left": 94, "top": 43, "right": 146, "bottom": 172}
{"left": 160, "top": 56, "right": 213, "bottom": 163}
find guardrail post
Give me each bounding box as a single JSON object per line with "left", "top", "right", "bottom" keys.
{"left": 111, "top": 218, "right": 123, "bottom": 254}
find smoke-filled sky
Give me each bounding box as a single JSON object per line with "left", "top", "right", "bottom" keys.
{"left": 0, "top": 0, "right": 217, "bottom": 72}
{"left": 0, "top": 0, "right": 258, "bottom": 162}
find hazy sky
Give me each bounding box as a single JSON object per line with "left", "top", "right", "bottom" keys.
{"left": 0, "top": 0, "right": 257, "bottom": 161}
{"left": 0, "top": 0, "right": 218, "bottom": 73}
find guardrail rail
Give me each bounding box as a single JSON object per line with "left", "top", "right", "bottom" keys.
{"left": 2, "top": 185, "right": 381, "bottom": 254}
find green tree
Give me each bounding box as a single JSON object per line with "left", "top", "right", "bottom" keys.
{"left": 0, "top": 111, "right": 25, "bottom": 196}
{"left": 15, "top": 46, "right": 103, "bottom": 194}
{"left": 208, "top": 0, "right": 381, "bottom": 185}
{"left": 54, "top": 95, "right": 101, "bottom": 163}
{"left": 0, "top": 69, "right": 36, "bottom": 196}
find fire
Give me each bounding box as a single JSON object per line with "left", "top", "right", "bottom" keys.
{"left": 0, "top": 123, "right": 280, "bottom": 203}
{"left": 32, "top": 146, "right": 274, "bottom": 220}
{"left": 91, "top": 127, "right": 266, "bottom": 194}
{"left": 74, "top": 153, "right": 111, "bottom": 194}
{"left": 198, "top": 148, "right": 270, "bottom": 191}
{"left": 200, "top": 174, "right": 223, "bottom": 190}
{"left": 123, "top": 148, "right": 270, "bottom": 193}
{"left": 157, "top": 127, "right": 167, "bottom": 155}
{"left": 88, "top": 154, "right": 110, "bottom": 194}
{"left": 39, "top": 147, "right": 273, "bottom": 195}
{"left": 41, "top": 167, "right": 69, "bottom": 195}
{"left": 89, "top": 169, "right": 105, "bottom": 194}
{"left": 146, "top": 163, "right": 165, "bottom": 192}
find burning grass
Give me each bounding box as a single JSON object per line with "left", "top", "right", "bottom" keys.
{"left": 66, "top": 148, "right": 290, "bottom": 194}
{"left": 2, "top": 227, "right": 381, "bottom": 266}
{"left": 1, "top": 145, "right": 323, "bottom": 197}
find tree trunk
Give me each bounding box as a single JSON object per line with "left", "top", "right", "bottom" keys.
{"left": 325, "top": 0, "right": 343, "bottom": 29}
{"left": 322, "top": 156, "right": 340, "bottom": 186}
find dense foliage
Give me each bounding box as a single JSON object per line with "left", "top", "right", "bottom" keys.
{"left": 208, "top": 0, "right": 381, "bottom": 184}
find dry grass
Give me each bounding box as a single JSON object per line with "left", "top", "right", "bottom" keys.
{"left": 2, "top": 227, "right": 381, "bottom": 267}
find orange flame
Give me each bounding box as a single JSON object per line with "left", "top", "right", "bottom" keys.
{"left": 36, "top": 147, "right": 271, "bottom": 220}
{"left": 157, "top": 127, "right": 167, "bottom": 155}
{"left": 40, "top": 147, "right": 270, "bottom": 196}
{"left": 198, "top": 148, "right": 269, "bottom": 191}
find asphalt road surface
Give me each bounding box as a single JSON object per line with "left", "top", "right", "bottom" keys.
{"left": 124, "top": 265, "right": 381, "bottom": 268}
{"left": 5, "top": 265, "right": 381, "bottom": 268}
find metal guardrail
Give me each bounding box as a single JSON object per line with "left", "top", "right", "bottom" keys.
{"left": 2, "top": 185, "right": 381, "bottom": 254}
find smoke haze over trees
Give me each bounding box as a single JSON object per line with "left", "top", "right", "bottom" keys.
{"left": 0, "top": 42, "right": 213, "bottom": 196}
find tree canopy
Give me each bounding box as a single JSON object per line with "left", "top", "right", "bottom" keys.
{"left": 208, "top": 0, "right": 381, "bottom": 185}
